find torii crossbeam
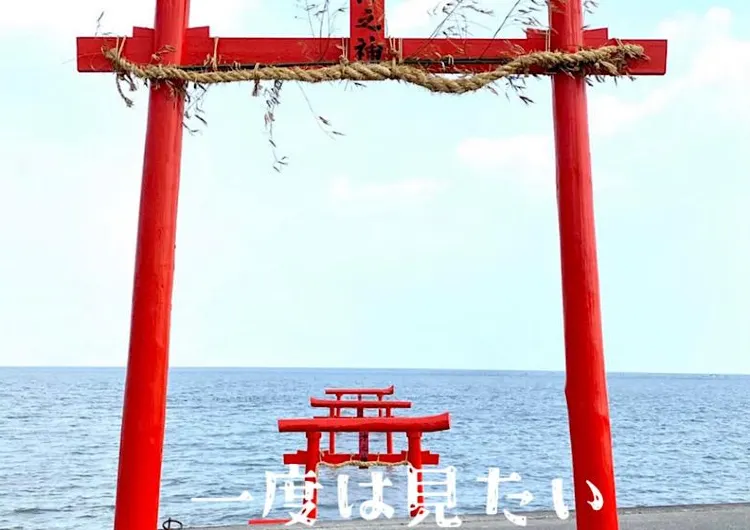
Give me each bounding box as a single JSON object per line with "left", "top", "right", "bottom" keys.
{"left": 75, "top": 1, "right": 667, "bottom": 530}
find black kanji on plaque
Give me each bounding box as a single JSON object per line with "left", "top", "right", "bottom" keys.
{"left": 354, "top": 36, "right": 384, "bottom": 61}
{"left": 356, "top": 7, "right": 382, "bottom": 32}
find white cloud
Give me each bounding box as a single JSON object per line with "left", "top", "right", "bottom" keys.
{"left": 588, "top": 81, "right": 685, "bottom": 137}
{"left": 330, "top": 176, "right": 447, "bottom": 203}
{"left": 455, "top": 6, "right": 750, "bottom": 189}
{"left": 387, "top": 0, "right": 437, "bottom": 34}
{"left": 681, "top": 8, "right": 750, "bottom": 120}
{"left": 591, "top": 7, "right": 750, "bottom": 135}
{"left": 454, "top": 133, "right": 560, "bottom": 198}
{"left": 455, "top": 132, "right": 631, "bottom": 197}
{"left": 456, "top": 134, "right": 553, "bottom": 180}
{"left": 656, "top": 6, "right": 731, "bottom": 43}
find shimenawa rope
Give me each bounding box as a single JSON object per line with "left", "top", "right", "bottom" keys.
{"left": 102, "top": 42, "right": 645, "bottom": 95}
{"left": 317, "top": 458, "right": 410, "bottom": 469}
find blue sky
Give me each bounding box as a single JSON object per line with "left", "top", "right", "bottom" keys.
{"left": 1, "top": 0, "right": 748, "bottom": 373}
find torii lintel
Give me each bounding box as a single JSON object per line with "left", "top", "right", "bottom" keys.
{"left": 76, "top": 26, "right": 666, "bottom": 76}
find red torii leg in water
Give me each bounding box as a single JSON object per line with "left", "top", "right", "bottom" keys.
{"left": 310, "top": 395, "right": 412, "bottom": 463}
{"left": 74, "top": 1, "right": 668, "bottom": 529}
{"left": 320, "top": 385, "right": 401, "bottom": 457}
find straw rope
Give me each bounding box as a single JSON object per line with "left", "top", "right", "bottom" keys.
{"left": 317, "top": 458, "right": 410, "bottom": 469}
{"left": 102, "top": 41, "right": 645, "bottom": 95}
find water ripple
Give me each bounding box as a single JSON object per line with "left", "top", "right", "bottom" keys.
{"left": 0, "top": 368, "right": 749, "bottom": 529}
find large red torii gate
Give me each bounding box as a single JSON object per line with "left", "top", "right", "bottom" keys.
{"left": 75, "top": 1, "right": 668, "bottom": 530}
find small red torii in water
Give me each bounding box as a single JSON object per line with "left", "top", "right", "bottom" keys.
{"left": 74, "top": 1, "right": 668, "bottom": 529}
{"left": 278, "top": 387, "right": 450, "bottom": 521}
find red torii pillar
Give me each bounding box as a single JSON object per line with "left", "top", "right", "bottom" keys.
{"left": 322, "top": 385, "right": 398, "bottom": 454}
{"left": 101, "top": 2, "right": 190, "bottom": 530}
{"left": 310, "top": 395, "right": 412, "bottom": 456}
{"left": 74, "top": 1, "right": 667, "bottom": 529}
{"left": 551, "top": 3, "right": 620, "bottom": 529}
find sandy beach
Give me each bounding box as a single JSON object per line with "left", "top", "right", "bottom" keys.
{"left": 186, "top": 503, "right": 750, "bottom": 530}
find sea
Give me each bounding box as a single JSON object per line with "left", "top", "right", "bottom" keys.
{"left": 1, "top": 368, "right": 749, "bottom": 529}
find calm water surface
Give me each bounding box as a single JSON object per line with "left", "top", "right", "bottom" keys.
{"left": 1, "top": 368, "right": 749, "bottom": 529}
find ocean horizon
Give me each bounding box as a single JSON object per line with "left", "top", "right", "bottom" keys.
{"left": 2, "top": 367, "right": 749, "bottom": 529}
{"left": 3, "top": 366, "right": 748, "bottom": 375}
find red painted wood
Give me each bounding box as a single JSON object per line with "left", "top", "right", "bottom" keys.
{"left": 278, "top": 412, "right": 450, "bottom": 433}
{"left": 76, "top": 33, "right": 667, "bottom": 75}
{"left": 407, "top": 432, "right": 424, "bottom": 517}
{"left": 350, "top": 0, "right": 386, "bottom": 62}
{"left": 111, "top": 1, "right": 189, "bottom": 530}
{"left": 324, "top": 385, "right": 394, "bottom": 396}
{"left": 305, "top": 432, "right": 321, "bottom": 520}
{"left": 549, "top": 1, "right": 619, "bottom": 529}
{"left": 76, "top": 36, "right": 345, "bottom": 72}
{"left": 356, "top": 404, "right": 368, "bottom": 463}
{"left": 385, "top": 408, "right": 394, "bottom": 453}
{"left": 283, "top": 450, "right": 440, "bottom": 466}
{"left": 310, "top": 397, "right": 412, "bottom": 409}
{"left": 358, "top": 431, "right": 370, "bottom": 462}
